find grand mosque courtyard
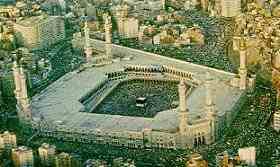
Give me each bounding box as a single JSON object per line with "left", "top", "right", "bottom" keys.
{"left": 93, "top": 79, "right": 180, "bottom": 118}
{"left": 30, "top": 45, "right": 247, "bottom": 143}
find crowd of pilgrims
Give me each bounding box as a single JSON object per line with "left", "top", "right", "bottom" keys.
{"left": 94, "top": 79, "right": 180, "bottom": 117}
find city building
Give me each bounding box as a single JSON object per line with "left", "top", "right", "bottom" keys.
{"left": 84, "top": 159, "right": 108, "bottom": 167}
{"left": 14, "top": 15, "right": 65, "bottom": 49}
{"left": 12, "top": 146, "right": 34, "bottom": 167}
{"left": 216, "top": 151, "right": 241, "bottom": 167}
{"left": 176, "top": 26, "right": 205, "bottom": 46}
{"left": 186, "top": 153, "right": 208, "bottom": 167}
{"left": 276, "top": 161, "right": 280, "bottom": 167}
{"left": 273, "top": 110, "right": 280, "bottom": 132}
{"left": 55, "top": 152, "right": 81, "bottom": 167}
{"left": 0, "top": 21, "right": 16, "bottom": 49}
{"left": 122, "top": 17, "right": 139, "bottom": 39}
{"left": 216, "top": 148, "right": 256, "bottom": 167}
{"left": 115, "top": 4, "right": 139, "bottom": 38}
{"left": 0, "top": 131, "right": 17, "bottom": 150}
{"left": 273, "top": 50, "right": 280, "bottom": 69}
{"left": 70, "top": 154, "right": 82, "bottom": 167}
{"left": 137, "top": 24, "right": 204, "bottom": 47}
{"left": 55, "top": 152, "right": 71, "bottom": 167}
{"left": 238, "top": 147, "right": 256, "bottom": 166}
{"left": 153, "top": 30, "right": 175, "bottom": 45}
{"left": 138, "top": 25, "right": 158, "bottom": 44}
{"left": 38, "top": 143, "right": 56, "bottom": 166}
{"left": 220, "top": 0, "right": 241, "bottom": 17}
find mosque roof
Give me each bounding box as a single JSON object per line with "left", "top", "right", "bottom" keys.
{"left": 31, "top": 42, "right": 245, "bottom": 133}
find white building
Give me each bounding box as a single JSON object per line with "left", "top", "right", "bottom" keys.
{"left": 0, "top": 131, "right": 17, "bottom": 150}
{"left": 273, "top": 50, "right": 280, "bottom": 69}
{"left": 273, "top": 110, "right": 280, "bottom": 132}
{"left": 238, "top": 147, "right": 256, "bottom": 166}
{"left": 115, "top": 4, "right": 139, "bottom": 39}
{"left": 12, "top": 146, "right": 34, "bottom": 167}
{"left": 220, "top": 0, "right": 241, "bottom": 17}
{"left": 38, "top": 143, "right": 56, "bottom": 166}
{"left": 123, "top": 18, "right": 139, "bottom": 38}
{"left": 55, "top": 152, "right": 71, "bottom": 167}
{"left": 14, "top": 15, "right": 65, "bottom": 49}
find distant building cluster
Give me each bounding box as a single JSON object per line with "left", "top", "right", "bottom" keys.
{"left": 0, "top": 131, "right": 33, "bottom": 167}
{"left": 75, "top": 2, "right": 207, "bottom": 50}
{"left": 8, "top": 138, "right": 137, "bottom": 167}
{"left": 231, "top": 0, "right": 280, "bottom": 109}
{"left": 140, "top": 24, "right": 205, "bottom": 46}
{"left": 0, "top": 133, "right": 136, "bottom": 167}
{"left": 113, "top": 4, "right": 139, "bottom": 39}
{"left": 0, "top": 1, "right": 42, "bottom": 18}
{"left": 0, "top": 130, "right": 259, "bottom": 167}
{"left": 216, "top": 147, "right": 256, "bottom": 167}
{"left": 165, "top": 0, "right": 241, "bottom": 17}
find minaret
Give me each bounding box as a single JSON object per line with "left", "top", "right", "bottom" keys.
{"left": 13, "top": 61, "right": 21, "bottom": 100}
{"left": 178, "top": 80, "right": 190, "bottom": 147}
{"left": 104, "top": 14, "right": 113, "bottom": 62}
{"left": 84, "top": 19, "right": 92, "bottom": 62}
{"left": 205, "top": 72, "right": 215, "bottom": 113}
{"left": 239, "top": 36, "right": 247, "bottom": 90}
{"left": 179, "top": 80, "right": 187, "bottom": 112}
{"left": 13, "top": 61, "right": 31, "bottom": 120}
{"left": 161, "top": 0, "right": 166, "bottom": 10}
{"left": 205, "top": 72, "right": 216, "bottom": 142}
{"left": 178, "top": 80, "right": 188, "bottom": 133}
{"left": 19, "top": 67, "right": 31, "bottom": 119}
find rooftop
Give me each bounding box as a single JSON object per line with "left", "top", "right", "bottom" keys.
{"left": 15, "top": 15, "right": 60, "bottom": 27}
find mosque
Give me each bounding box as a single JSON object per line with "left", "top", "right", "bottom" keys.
{"left": 14, "top": 15, "right": 255, "bottom": 149}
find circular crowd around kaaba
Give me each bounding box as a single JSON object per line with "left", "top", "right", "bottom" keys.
{"left": 93, "top": 79, "right": 183, "bottom": 117}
